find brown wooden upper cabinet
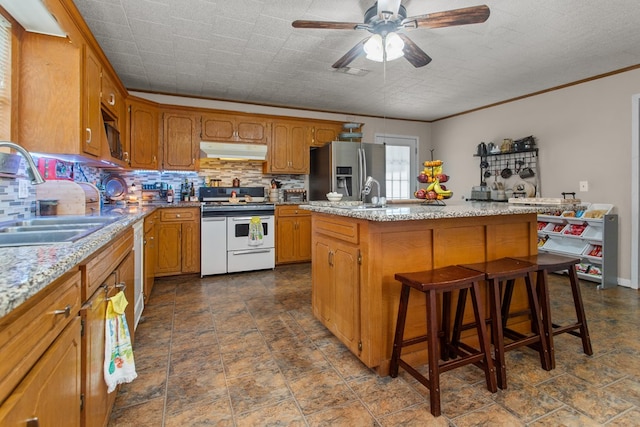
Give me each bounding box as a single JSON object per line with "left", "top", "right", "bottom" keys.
{"left": 310, "top": 121, "right": 344, "bottom": 147}
{"left": 265, "top": 120, "right": 310, "bottom": 174}
{"left": 162, "top": 110, "right": 199, "bottom": 170}
{"left": 128, "top": 97, "right": 159, "bottom": 170}
{"left": 201, "top": 112, "right": 270, "bottom": 144}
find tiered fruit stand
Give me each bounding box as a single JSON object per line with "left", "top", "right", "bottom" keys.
{"left": 415, "top": 155, "right": 453, "bottom": 205}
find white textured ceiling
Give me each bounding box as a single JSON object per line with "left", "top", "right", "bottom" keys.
{"left": 72, "top": 0, "right": 640, "bottom": 121}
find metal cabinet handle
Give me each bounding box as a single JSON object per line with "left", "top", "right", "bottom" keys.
{"left": 27, "top": 417, "right": 39, "bottom": 427}
{"left": 53, "top": 304, "right": 72, "bottom": 318}
{"left": 109, "top": 93, "right": 115, "bottom": 106}
{"left": 86, "top": 128, "right": 92, "bottom": 143}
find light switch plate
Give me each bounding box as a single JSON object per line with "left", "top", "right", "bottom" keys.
{"left": 579, "top": 181, "right": 589, "bottom": 192}
{"left": 18, "top": 179, "right": 29, "bottom": 198}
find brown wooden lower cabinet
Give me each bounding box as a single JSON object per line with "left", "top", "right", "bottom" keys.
{"left": 276, "top": 205, "right": 311, "bottom": 264}
{"left": 0, "top": 317, "right": 82, "bottom": 427}
{"left": 155, "top": 207, "right": 200, "bottom": 276}
{"left": 310, "top": 212, "right": 538, "bottom": 375}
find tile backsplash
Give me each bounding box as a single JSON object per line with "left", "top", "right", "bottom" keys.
{"left": 0, "top": 157, "right": 306, "bottom": 221}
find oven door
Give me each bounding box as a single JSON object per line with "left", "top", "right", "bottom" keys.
{"left": 227, "top": 215, "right": 275, "bottom": 273}
{"left": 227, "top": 215, "right": 275, "bottom": 250}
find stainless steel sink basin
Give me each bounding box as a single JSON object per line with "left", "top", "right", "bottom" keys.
{"left": 0, "top": 216, "right": 119, "bottom": 247}
{"left": 12, "top": 216, "right": 119, "bottom": 227}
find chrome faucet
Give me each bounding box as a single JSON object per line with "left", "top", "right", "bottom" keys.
{"left": 0, "top": 141, "right": 45, "bottom": 184}
{"left": 362, "top": 176, "right": 384, "bottom": 206}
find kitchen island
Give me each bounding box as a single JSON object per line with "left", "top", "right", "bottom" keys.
{"left": 302, "top": 201, "right": 543, "bottom": 375}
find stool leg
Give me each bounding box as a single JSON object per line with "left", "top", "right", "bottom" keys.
{"left": 501, "top": 279, "right": 516, "bottom": 328}
{"left": 449, "top": 288, "right": 468, "bottom": 359}
{"left": 567, "top": 265, "right": 593, "bottom": 356}
{"left": 470, "top": 281, "right": 497, "bottom": 393}
{"left": 488, "top": 278, "right": 508, "bottom": 389}
{"left": 426, "top": 289, "right": 442, "bottom": 417}
{"left": 524, "top": 272, "right": 551, "bottom": 371}
{"left": 441, "top": 292, "right": 451, "bottom": 361}
{"left": 390, "top": 284, "right": 411, "bottom": 378}
{"left": 536, "top": 269, "right": 555, "bottom": 369}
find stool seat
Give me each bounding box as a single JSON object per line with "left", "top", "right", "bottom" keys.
{"left": 458, "top": 257, "right": 551, "bottom": 389}
{"left": 390, "top": 265, "right": 497, "bottom": 417}
{"left": 511, "top": 254, "right": 593, "bottom": 369}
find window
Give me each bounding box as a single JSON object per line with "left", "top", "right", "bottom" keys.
{"left": 375, "top": 134, "right": 418, "bottom": 200}
{"left": 0, "top": 14, "right": 10, "bottom": 140}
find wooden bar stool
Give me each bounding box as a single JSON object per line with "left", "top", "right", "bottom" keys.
{"left": 456, "top": 258, "right": 551, "bottom": 389}
{"left": 390, "top": 265, "right": 497, "bottom": 417}
{"left": 510, "top": 254, "right": 593, "bottom": 369}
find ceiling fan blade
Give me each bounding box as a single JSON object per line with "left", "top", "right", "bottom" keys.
{"left": 292, "top": 20, "right": 361, "bottom": 30}
{"left": 332, "top": 37, "right": 370, "bottom": 69}
{"left": 397, "top": 33, "right": 432, "bottom": 68}
{"left": 404, "top": 5, "right": 490, "bottom": 29}
{"left": 377, "top": 0, "right": 402, "bottom": 18}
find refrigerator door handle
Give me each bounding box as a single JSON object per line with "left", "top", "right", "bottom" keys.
{"left": 358, "top": 147, "right": 367, "bottom": 201}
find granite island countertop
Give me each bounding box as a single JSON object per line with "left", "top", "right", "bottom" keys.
{"left": 0, "top": 203, "right": 201, "bottom": 319}
{"left": 300, "top": 200, "right": 552, "bottom": 221}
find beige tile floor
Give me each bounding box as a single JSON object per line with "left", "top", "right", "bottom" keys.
{"left": 108, "top": 263, "right": 640, "bottom": 426}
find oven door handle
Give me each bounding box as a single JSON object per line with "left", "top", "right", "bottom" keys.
{"left": 202, "top": 217, "right": 226, "bottom": 222}
{"left": 231, "top": 249, "right": 272, "bottom": 255}
{"left": 231, "top": 216, "right": 272, "bottom": 221}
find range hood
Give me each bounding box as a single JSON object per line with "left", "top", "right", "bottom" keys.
{"left": 200, "top": 142, "right": 267, "bottom": 161}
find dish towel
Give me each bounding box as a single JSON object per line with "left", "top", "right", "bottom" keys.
{"left": 104, "top": 291, "right": 137, "bottom": 393}
{"left": 248, "top": 216, "right": 264, "bottom": 246}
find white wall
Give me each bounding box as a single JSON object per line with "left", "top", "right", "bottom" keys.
{"left": 431, "top": 68, "right": 640, "bottom": 286}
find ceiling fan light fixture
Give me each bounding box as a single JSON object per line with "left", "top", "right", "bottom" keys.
{"left": 363, "top": 32, "right": 404, "bottom": 63}
{"left": 364, "top": 34, "right": 384, "bottom": 62}
{"left": 385, "top": 32, "right": 405, "bottom": 61}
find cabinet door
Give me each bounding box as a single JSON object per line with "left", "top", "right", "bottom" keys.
{"left": 156, "top": 222, "right": 182, "bottom": 275}
{"left": 332, "top": 243, "right": 360, "bottom": 353}
{"left": 129, "top": 100, "right": 159, "bottom": 169}
{"left": 235, "top": 117, "right": 269, "bottom": 143}
{"left": 312, "top": 239, "right": 333, "bottom": 325}
{"left": 297, "top": 214, "right": 312, "bottom": 261}
{"left": 82, "top": 279, "right": 116, "bottom": 427}
{"left": 289, "top": 123, "right": 310, "bottom": 173}
{"left": 117, "top": 251, "right": 135, "bottom": 345}
{"left": 101, "top": 71, "right": 122, "bottom": 119}
{"left": 0, "top": 317, "right": 81, "bottom": 427}
{"left": 163, "top": 112, "right": 199, "bottom": 170}
{"left": 143, "top": 217, "right": 157, "bottom": 301}
{"left": 201, "top": 113, "right": 235, "bottom": 141}
{"left": 276, "top": 216, "right": 297, "bottom": 264}
{"left": 181, "top": 219, "right": 200, "bottom": 273}
{"left": 311, "top": 122, "right": 343, "bottom": 147}
{"left": 83, "top": 47, "right": 102, "bottom": 157}
{"left": 270, "top": 122, "right": 291, "bottom": 172}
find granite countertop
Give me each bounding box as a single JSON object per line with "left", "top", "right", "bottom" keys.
{"left": 0, "top": 204, "right": 197, "bottom": 319}
{"left": 300, "top": 200, "right": 550, "bottom": 221}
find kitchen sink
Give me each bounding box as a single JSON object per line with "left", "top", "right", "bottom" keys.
{"left": 0, "top": 216, "right": 120, "bottom": 247}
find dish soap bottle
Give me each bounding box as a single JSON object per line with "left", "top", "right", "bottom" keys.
{"left": 166, "top": 186, "right": 174, "bottom": 203}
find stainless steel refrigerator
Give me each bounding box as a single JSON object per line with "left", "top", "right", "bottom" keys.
{"left": 309, "top": 141, "right": 386, "bottom": 202}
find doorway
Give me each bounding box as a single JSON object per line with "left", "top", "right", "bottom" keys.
{"left": 374, "top": 134, "right": 419, "bottom": 200}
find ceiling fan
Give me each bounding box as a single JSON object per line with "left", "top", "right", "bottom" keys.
{"left": 292, "top": 1, "right": 490, "bottom": 68}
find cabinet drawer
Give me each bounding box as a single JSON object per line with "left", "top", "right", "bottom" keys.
{"left": 313, "top": 215, "right": 359, "bottom": 244}
{"left": 144, "top": 211, "right": 158, "bottom": 233}
{"left": 82, "top": 228, "right": 133, "bottom": 299}
{"left": 0, "top": 269, "right": 81, "bottom": 405}
{"left": 159, "top": 208, "right": 198, "bottom": 222}
{"left": 277, "top": 205, "right": 310, "bottom": 217}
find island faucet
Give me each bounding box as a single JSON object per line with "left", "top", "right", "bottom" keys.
{"left": 362, "top": 176, "right": 385, "bottom": 206}
{"left": 0, "top": 141, "right": 45, "bottom": 184}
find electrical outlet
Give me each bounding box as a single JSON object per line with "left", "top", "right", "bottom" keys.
{"left": 579, "top": 181, "right": 589, "bottom": 192}
{"left": 18, "top": 179, "right": 29, "bottom": 198}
